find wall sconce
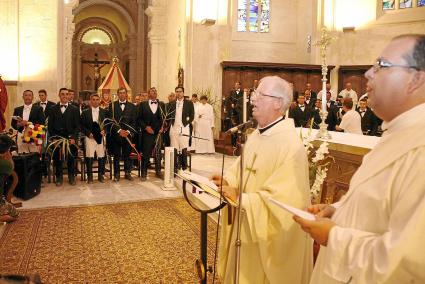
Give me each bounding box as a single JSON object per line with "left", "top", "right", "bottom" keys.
{"left": 200, "top": 19, "right": 216, "bottom": 26}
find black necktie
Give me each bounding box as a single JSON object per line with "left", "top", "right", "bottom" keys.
{"left": 151, "top": 100, "right": 157, "bottom": 104}
{"left": 61, "top": 105, "right": 67, "bottom": 109}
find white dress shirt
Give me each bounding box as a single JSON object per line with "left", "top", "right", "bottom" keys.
{"left": 92, "top": 107, "right": 99, "bottom": 122}
{"left": 175, "top": 99, "right": 184, "bottom": 127}
{"left": 149, "top": 99, "right": 158, "bottom": 114}
{"left": 23, "top": 104, "right": 32, "bottom": 121}
{"left": 339, "top": 110, "right": 362, "bottom": 135}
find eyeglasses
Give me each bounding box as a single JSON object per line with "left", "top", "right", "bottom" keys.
{"left": 251, "top": 91, "right": 277, "bottom": 99}
{"left": 372, "top": 58, "right": 419, "bottom": 73}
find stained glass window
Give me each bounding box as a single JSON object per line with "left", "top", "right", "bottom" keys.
{"left": 237, "top": 0, "right": 270, "bottom": 33}
{"left": 399, "top": 0, "right": 412, "bottom": 8}
{"left": 383, "top": 0, "right": 395, "bottom": 10}
{"left": 418, "top": 0, "right": 425, "bottom": 7}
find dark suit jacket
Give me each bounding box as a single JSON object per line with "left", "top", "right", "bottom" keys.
{"left": 11, "top": 105, "right": 45, "bottom": 132}
{"left": 289, "top": 105, "right": 313, "bottom": 127}
{"left": 107, "top": 101, "right": 137, "bottom": 138}
{"left": 326, "top": 103, "right": 339, "bottom": 131}
{"left": 305, "top": 98, "right": 316, "bottom": 108}
{"left": 33, "top": 100, "right": 55, "bottom": 118}
{"left": 357, "top": 107, "right": 377, "bottom": 135}
{"left": 138, "top": 100, "right": 165, "bottom": 135}
{"left": 80, "top": 107, "right": 108, "bottom": 137}
{"left": 47, "top": 103, "right": 80, "bottom": 140}
{"left": 169, "top": 99, "right": 194, "bottom": 127}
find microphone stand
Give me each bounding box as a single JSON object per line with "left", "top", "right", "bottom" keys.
{"left": 234, "top": 127, "right": 248, "bottom": 284}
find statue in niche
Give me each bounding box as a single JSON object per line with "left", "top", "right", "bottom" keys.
{"left": 178, "top": 66, "right": 184, "bottom": 87}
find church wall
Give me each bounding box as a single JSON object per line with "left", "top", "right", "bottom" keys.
{"left": 322, "top": 1, "right": 425, "bottom": 94}
{"left": 229, "top": 0, "right": 316, "bottom": 65}
{"left": 0, "top": 0, "right": 60, "bottom": 121}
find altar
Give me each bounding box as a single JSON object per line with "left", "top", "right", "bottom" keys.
{"left": 298, "top": 128, "right": 380, "bottom": 204}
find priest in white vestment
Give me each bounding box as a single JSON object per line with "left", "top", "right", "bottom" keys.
{"left": 194, "top": 96, "right": 215, "bottom": 154}
{"left": 295, "top": 34, "right": 425, "bottom": 284}
{"left": 213, "top": 76, "right": 313, "bottom": 284}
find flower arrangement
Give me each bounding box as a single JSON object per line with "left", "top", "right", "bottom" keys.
{"left": 301, "top": 129, "right": 334, "bottom": 203}
{"left": 22, "top": 123, "right": 46, "bottom": 145}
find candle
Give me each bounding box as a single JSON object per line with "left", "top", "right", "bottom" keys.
{"left": 321, "top": 81, "right": 327, "bottom": 112}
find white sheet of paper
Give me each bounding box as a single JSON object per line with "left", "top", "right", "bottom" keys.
{"left": 269, "top": 198, "right": 316, "bottom": 221}
{"left": 178, "top": 171, "right": 219, "bottom": 191}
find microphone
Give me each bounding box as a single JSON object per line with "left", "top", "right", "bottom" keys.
{"left": 226, "top": 120, "right": 254, "bottom": 134}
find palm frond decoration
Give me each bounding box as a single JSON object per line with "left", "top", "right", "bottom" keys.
{"left": 46, "top": 136, "right": 77, "bottom": 160}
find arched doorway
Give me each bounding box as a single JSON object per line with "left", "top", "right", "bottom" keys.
{"left": 71, "top": 0, "right": 147, "bottom": 96}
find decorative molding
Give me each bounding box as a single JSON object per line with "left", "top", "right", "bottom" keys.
{"left": 221, "top": 61, "right": 336, "bottom": 71}
{"left": 72, "top": 0, "right": 136, "bottom": 33}
{"left": 145, "top": 6, "right": 167, "bottom": 43}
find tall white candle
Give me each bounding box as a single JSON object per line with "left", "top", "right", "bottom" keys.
{"left": 321, "top": 80, "right": 327, "bottom": 112}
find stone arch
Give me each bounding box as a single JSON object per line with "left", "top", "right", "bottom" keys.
{"left": 72, "top": 0, "right": 136, "bottom": 34}
{"left": 74, "top": 17, "right": 122, "bottom": 44}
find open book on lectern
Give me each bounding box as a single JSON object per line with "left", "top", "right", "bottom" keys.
{"left": 176, "top": 171, "right": 238, "bottom": 207}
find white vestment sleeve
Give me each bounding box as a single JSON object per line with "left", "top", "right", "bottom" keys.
{"left": 324, "top": 150, "right": 425, "bottom": 283}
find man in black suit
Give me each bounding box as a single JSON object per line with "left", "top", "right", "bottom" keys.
{"left": 67, "top": 89, "right": 80, "bottom": 108}
{"left": 138, "top": 88, "right": 165, "bottom": 180}
{"left": 357, "top": 98, "right": 378, "bottom": 136}
{"left": 305, "top": 83, "right": 317, "bottom": 100}
{"left": 325, "top": 91, "right": 339, "bottom": 131}
{"left": 11, "top": 90, "right": 45, "bottom": 153}
{"left": 304, "top": 89, "right": 316, "bottom": 108}
{"left": 33, "top": 89, "right": 55, "bottom": 119}
{"left": 169, "top": 86, "right": 194, "bottom": 170}
{"left": 80, "top": 94, "right": 108, "bottom": 183}
{"left": 48, "top": 88, "right": 80, "bottom": 186}
{"left": 108, "top": 87, "right": 137, "bottom": 181}
{"left": 289, "top": 94, "right": 313, "bottom": 127}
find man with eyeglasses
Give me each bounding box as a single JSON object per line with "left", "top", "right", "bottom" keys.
{"left": 294, "top": 34, "right": 425, "bottom": 284}
{"left": 212, "top": 76, "right": 312, "bottom": 283}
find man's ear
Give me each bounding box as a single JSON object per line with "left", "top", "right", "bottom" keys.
{"left": 407, "top": 71, "right": 425, "bottom": 95}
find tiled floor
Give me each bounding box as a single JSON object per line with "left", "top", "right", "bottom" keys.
{"left": 11, "top": 153, "right": 237, "bottom": 210}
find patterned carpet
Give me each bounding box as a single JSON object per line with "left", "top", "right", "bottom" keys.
{"left": 0, "top": 199, "right": 220, "bottom": 283}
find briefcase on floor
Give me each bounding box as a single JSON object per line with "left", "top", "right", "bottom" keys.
{"left": 13, "top": 152, "right": 42, "bottom": 200}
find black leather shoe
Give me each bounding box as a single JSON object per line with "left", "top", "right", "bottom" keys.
{"left": 140, "top": 175, "right": 147, "bottom": 181}
{"left": 155, "top": 172, "right": 163, "bottom": 179}
{"left": 113, "top": 176, "right": 120, "bottom": 182}
{"left": 69, "top": 178, "right": 76, "bottom": 186}
{"left": 98, "top": 175, "right": 105, "bottom": 183}
{"left": 125, "top": 173, "right": 133, "bottom": 181}
{"left": 55, "top": 178, "right": 63, "bottom": 187}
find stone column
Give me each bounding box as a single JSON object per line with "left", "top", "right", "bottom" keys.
{"left": 63, "top": 0, "right": 77, "bottom": 88}
{"left": 128, "top": 33, "right": 137, "bottom": 97}
{"left": 136, "top": 0, "right": 146, "bottom": 92}
{"left": 76, "top": 45, "right": 82, "bottom": 92}
{"left": 145, "top": 2, "right": 166, "bottom": 93}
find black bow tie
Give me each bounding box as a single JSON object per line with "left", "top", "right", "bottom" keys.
{"left": 299, "top": 105, "right": 305, "bottom": 108}
{"left": 41, "top": 102, "right": 46, "bottom": 105}
{"left": 60, "top": 105, "right": 67, "bottom": 109}
{"left": 120, "top": 102, "right": 126, "bottom": 106}
{"left": 150, "top": 100, "right": 157, "bottom": 104}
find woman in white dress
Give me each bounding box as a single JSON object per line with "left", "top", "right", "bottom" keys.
{"left": 194, "top": 96, "right": 215, "bottom": 154}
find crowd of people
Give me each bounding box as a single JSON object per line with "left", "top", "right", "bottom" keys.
{"left": 8, "top": 86, "right": 216, "bottom": 186}
{"left": 223, "top": 78, "right": 384, "bottom": 142}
